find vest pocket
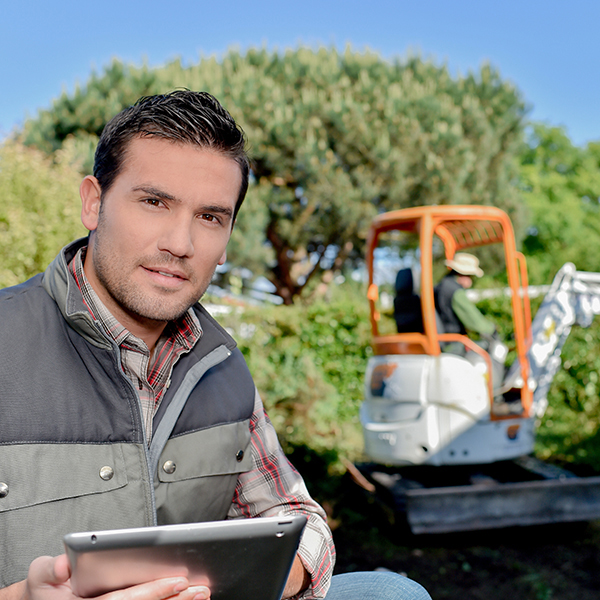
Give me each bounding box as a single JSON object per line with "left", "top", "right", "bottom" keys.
{"left": 0, "top": 443, "right": 156, "bottom": 587}
{"left": 156, "top": 421, "right": 252, "bottom": 483}
{"left": 0, "top": 443, "right": 128, "bottom": 513}
{"left": 154, "top": 421, "right": 252, "bottom": 524}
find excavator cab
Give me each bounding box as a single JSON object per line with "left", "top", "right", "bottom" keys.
{"left": 361, "top": 205, "right": 536, "bottom": 466}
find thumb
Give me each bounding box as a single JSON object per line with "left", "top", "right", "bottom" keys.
{"left": 53, "top": 555, "right": 72, "bottom": 583}
{"left": 28, "top": 555, "right": 70, "bottom": 587}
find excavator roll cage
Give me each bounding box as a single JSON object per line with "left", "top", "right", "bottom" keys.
{"left": 365, "top": 205, "right": 533, "bottom": 418}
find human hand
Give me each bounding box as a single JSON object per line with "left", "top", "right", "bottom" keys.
{"left": 22, "top": 555, "right": 210, "bottom": 600}
{"left": 281, "top": 555, "right": 310, "bottom": 600}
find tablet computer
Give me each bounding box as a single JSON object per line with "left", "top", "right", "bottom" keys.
{"left": 64, "top": 515, "right": 307, "bottom": 600}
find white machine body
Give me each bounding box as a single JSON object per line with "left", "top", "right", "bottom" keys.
{"left": 361, "top": 354, "right": 535, "bottom": 466}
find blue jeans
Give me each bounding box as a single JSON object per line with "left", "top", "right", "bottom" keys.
{"left": 324, "top": 571, "right": 432, "bottom": 600}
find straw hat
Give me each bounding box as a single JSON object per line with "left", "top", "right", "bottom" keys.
{"left": 445, "top": 252, "right": 484, "bottom": 277}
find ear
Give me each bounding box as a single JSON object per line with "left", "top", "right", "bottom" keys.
{"left": 218, "top": 250, "right": 227, "bottom": 266}
{"left": 80, "top": 176, "right": 102, "bottom": 231}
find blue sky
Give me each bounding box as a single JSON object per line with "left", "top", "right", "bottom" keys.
{"left": 2, "top": 0, "right": 599, "bottom": 146}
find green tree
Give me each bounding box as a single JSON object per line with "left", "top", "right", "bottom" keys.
{"left": 22, "top": 47, "right": 527, "bottom": 303}
{"left": 23, "top": 61, "right": 160, "bottom": 173}
{"left": 0, "top": 140, "right": 86, "bottom": 288}
{"left": 519, "top": 124, "right": 600, "bottom": 284}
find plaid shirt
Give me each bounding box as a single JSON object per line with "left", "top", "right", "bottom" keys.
{"left": 226, "top": 389, "right": 335, "bottom": 598}
{"left": 69, "top": 247, "right": 335, "bottom": 598}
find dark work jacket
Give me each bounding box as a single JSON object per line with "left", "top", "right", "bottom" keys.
{"left": 0, "top": 239, "right": 256, "bottom": 586}
{"left": 434, "top": 274, "right": 465, "bottom": 335}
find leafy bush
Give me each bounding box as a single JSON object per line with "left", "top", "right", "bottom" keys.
{"left": 536, "top": 320, "right": 600, "bottom": 472}
{"left": 0, "top": 140, "right": 86, "bottom": 287}
{"left": 212, "top": 284, "right": 372, "bottom": 464}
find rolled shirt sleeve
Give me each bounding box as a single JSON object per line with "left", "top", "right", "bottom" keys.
{"left": 227, "top": 388, "right": 336, "bottom": 599}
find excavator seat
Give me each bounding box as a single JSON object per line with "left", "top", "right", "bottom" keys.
{"left": 393, "top": 268, "right": 424, "bottom": 333}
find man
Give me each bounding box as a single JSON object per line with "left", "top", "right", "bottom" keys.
{"left": 0, "top": 92, "right": 431, "bottom": 600}
{"left": 434, "top": 252, "right": 496, "bottom": 348}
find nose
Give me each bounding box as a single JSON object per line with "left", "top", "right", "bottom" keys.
{"left": 157, "top": 215, "right": 195, "bottom": 258}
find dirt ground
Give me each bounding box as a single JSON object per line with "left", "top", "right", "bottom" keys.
{"left": 328, "top": 479, "right": 600, "bottom": 600}
{"left": 286, "top": 445, "right": 600, "bottom": 600}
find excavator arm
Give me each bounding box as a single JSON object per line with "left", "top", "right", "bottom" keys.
{"left": 504, "top": 263, "right": 600, "bottom": 417}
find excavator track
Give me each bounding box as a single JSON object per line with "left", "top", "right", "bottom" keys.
{"left": 352, "top": 458, "right": 600, "bottom": 534}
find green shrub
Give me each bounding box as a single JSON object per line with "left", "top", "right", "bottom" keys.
{"left": 0, "top": 140, "right": 86, "bottom": 287}
{"left": 536, "top": 320, "right": 600, "bottom": 472}
{"left": 212, "top": 285, "right": 371, "bottom": 464}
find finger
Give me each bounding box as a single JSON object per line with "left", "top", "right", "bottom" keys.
{"left": 103, "top": 578, "right": 190, "bottom": 600}
{"left": 178, "top": 586, "right": 210, "bottom": 600}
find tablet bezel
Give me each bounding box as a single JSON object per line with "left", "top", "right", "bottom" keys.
{"left": 64, "top": 515, "right": 307, "bottom": 600}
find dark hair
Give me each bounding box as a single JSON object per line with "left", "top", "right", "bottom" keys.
{"left": 93, "top": 90, "right": 250, "bottom": 219}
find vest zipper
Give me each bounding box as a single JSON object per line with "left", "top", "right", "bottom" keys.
{"left": 108, "top": 339, "right": 158, "bottom": 525}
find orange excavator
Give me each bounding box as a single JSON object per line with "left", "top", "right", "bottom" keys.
{"left": 357, "top": 205, "right": 600, "bottom": 534}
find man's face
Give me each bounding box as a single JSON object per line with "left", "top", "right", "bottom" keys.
{"left": 457, "top": 274, "right": 474, "bottom": 289}
{"left": 80, "top": 136, "right": 241, "bottom": 331}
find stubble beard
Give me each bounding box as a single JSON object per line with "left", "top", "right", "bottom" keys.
{"left": 91, "top": 228, "right": 211, "bottom": 325}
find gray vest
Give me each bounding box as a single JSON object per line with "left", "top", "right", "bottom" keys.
{"left": 0, "top": 240, "right": 255, "bottom": 586}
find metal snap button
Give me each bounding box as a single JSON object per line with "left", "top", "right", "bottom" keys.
{"left": 0, "top": 482, "right": 8, "bottom": 498}
{"left": 236, "top": 450, "right": 244, "bottom": 462}
{"left": 163, "top": 460, "right": 176, "bottom": 474}
{"left": 99, "top": 466, "right": 114, "bottom": 481}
